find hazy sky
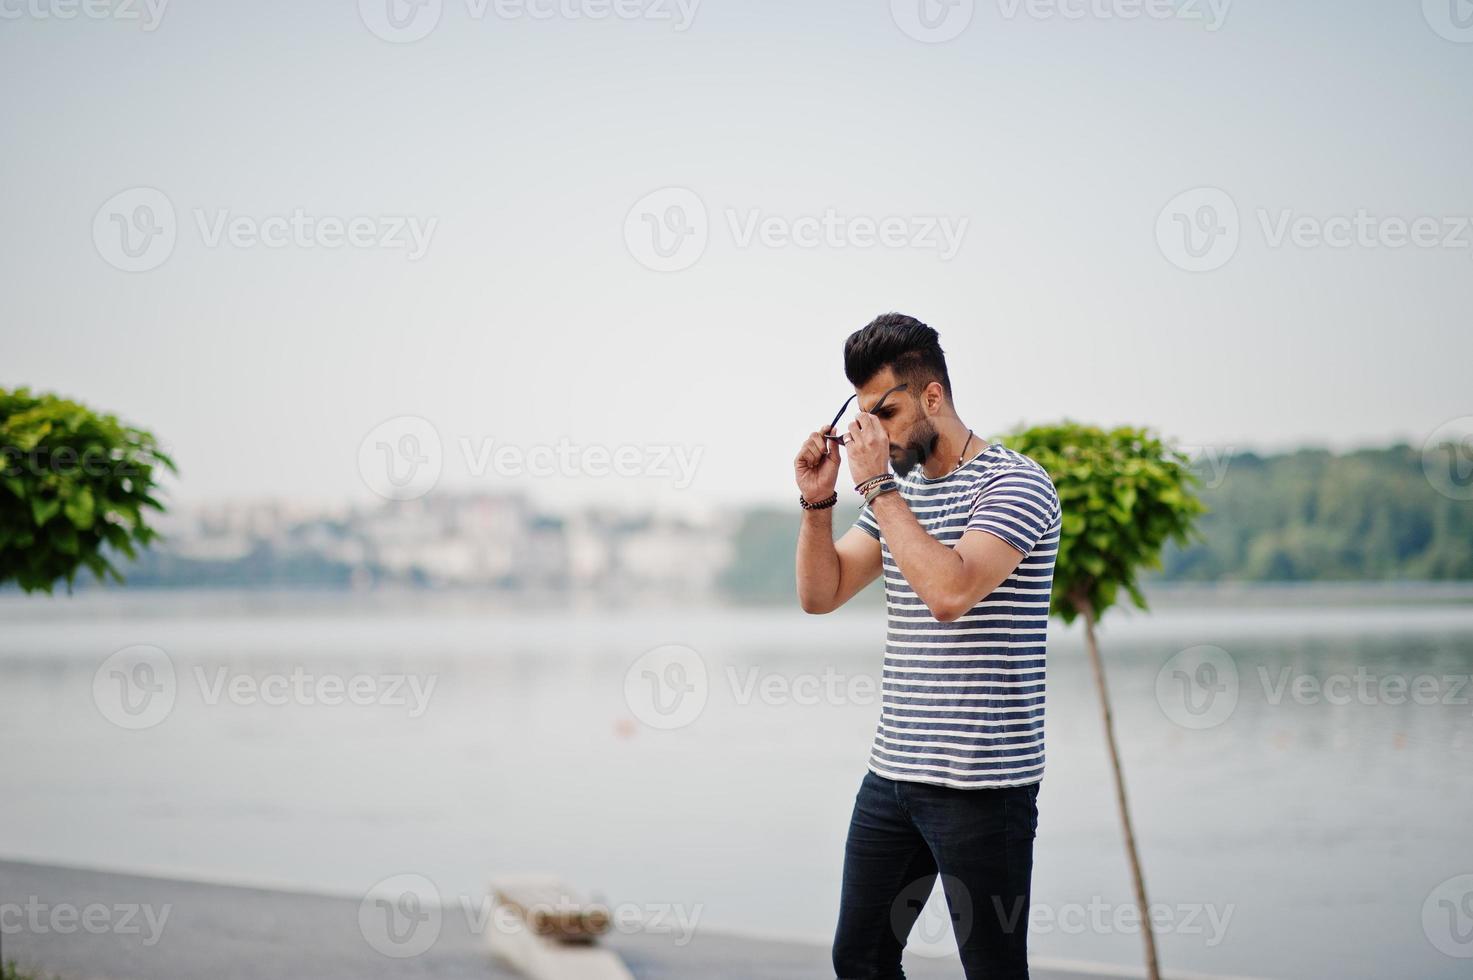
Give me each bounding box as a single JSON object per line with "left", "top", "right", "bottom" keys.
{"left": 3, "top": 0, "right": 1470, "bottom": 512}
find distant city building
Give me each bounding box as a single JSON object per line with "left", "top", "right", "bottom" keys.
{"left": 131, "top": 492, "right": 735, "bottom": 598}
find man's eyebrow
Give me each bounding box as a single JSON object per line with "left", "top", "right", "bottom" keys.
{"left": 862, "top": 384, "right": 907, "bottom": 413}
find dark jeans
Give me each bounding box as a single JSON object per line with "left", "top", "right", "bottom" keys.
{"left": 832, "top": 770, "right": 1040, "bottom": 980}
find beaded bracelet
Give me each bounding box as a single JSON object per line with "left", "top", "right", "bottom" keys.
{"left": 799, "top": 490, "right": 839, "bottom": 511}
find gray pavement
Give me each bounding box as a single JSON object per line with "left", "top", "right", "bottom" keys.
{"left": 0, "top": 860, "right": 1097, "bottom": 980}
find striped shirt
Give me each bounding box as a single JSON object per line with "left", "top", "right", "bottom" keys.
{"left": 853, "top": 443, "right": 1061, "bottom": 789}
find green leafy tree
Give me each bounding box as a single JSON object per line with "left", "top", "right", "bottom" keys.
{"left": 0, "top": 387, "right": 175, "bottom": 593}
{"left": 1159, "top": 445, "right": 1473, "bottom": 581}
{"left": 1003, "top": 422, "right": 1206, "bottom": 980}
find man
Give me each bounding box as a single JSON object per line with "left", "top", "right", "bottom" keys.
{"left": 793, "top": 313, "right": 1061, "bottom": 980}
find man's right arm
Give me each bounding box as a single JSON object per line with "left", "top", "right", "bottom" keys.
{"left": 793, "top": 425, "right": 882, "bottom": 614}
{"left": 796, "top": 512, "right": 882, "bottom": 614}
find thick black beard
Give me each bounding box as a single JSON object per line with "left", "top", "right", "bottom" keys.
{"left": 891, "top": 419, "right": 939, "bottom": 477}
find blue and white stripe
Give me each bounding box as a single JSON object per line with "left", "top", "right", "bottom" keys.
{"left": 854, "top": 443, "right": 1061, "bottom": 789}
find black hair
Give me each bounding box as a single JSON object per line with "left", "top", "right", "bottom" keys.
{"left": 843, "top": 313, "right": 952, "bottom": 401}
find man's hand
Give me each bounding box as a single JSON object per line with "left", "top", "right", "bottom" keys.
{"left": 845, "top": 411, "right": 890, "bottom": 485}
{"left": 794, "top": 426, "right": 841, "bottom": 504}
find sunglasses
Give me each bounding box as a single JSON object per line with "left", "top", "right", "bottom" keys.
{"left": 823, "top": 382, "right": 908, "bottom": 447}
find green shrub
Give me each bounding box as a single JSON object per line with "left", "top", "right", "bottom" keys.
{"left": 1004, "top": 421, "right": 1206, "bottom": 622}
{"left": 0, "top": 387, "right": 175, "bottom": 593}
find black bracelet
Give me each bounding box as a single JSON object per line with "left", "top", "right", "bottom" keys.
{"left": 799, "top": 491, "right": 839, "bottom": 511}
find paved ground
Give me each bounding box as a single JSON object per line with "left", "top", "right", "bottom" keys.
{"left": 0, "top": 860, "right": 1101, "bottom": 980}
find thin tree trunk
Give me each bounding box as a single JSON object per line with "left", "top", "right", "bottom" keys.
{"left": 1079, "top": 597, "right": 1160, "bottom": 980}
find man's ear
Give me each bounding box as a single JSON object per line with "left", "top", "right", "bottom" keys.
{"left": 923, "top": 380, "right": 946, "bottom": 414}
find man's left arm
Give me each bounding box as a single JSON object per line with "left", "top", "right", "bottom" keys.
{"left": 869, "top": 491, "right": 1031, "bottom": 622}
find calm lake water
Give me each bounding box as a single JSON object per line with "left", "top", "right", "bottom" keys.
{"left": 2, "top": 586, "right": 1471, "bottom": 979}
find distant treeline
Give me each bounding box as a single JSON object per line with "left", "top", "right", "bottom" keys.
{"left": 721, "top": 445, "right": 1473, "bottom": 603}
